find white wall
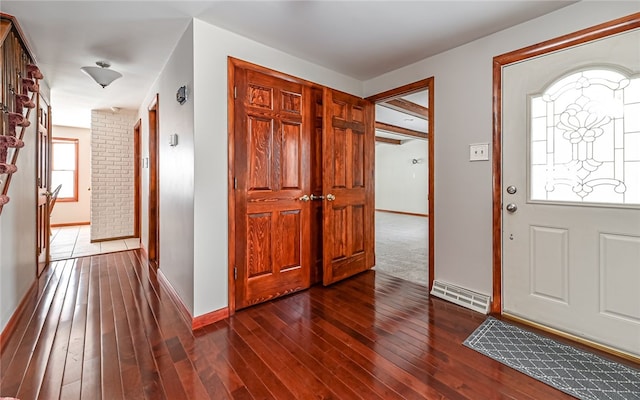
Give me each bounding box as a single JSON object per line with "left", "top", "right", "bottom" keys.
{"left": 137, "top": 19, "right": 362, "bottom": 318}
{"left": 139, "top": 22, "right": 195, "bottom": 313}
{"left": 363, "top": 2, "right": 640, "bottom": 297}
{"left": 375, "top": 140, "right": 429, "bottom": 215}
{"left": 135, "top": 3, "right": 640, "bottom": 319}
{"left": 91, "top": 109, "right": 138, "bottom": 240}
{"left": 191, "top": 19, "right": 362, "bottom": 317}
{"left": 50, "top": 125, "right": 91, "bottom": 225}
{"left": 0, "top": 98, "right": 39, "bottom": 331}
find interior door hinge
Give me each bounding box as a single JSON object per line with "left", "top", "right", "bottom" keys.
{"left": 234, "top": 86, "right": 237, "bottom": 99}
{"left": 234, "top": 266, "right": 237, "bottom": 280}
{"left": 234, "top": 177, "right": 237, "bottom": 189}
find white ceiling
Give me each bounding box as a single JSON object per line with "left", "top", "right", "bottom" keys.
{"left": 0, "top": 1, "right": 576, "bottom": 128}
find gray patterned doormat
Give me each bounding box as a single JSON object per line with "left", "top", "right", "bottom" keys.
{"left": 464, "top": 317, "right": 640, "bottom": 399}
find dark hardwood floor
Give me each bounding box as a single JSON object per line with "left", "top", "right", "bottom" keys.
{"left": 0, "top": 250, "right": 626, "bottom": 399}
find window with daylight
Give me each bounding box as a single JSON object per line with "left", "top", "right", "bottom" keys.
{"left": 51, "top": 138, "right": 79, "bottom": 201}
{"left": 529, "top": 68, "right": 640, "bottom": 206}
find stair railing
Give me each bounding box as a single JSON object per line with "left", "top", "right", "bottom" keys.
{"left": 0, "top": 14, "right": 42, "bottom": 215}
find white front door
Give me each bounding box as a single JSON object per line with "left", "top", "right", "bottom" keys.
{"left": 502, "top": 28, "right": 640, "bottom": 357}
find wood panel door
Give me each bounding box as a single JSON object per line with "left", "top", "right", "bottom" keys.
{"left": 234, "top": 67, "right": 312, "bottom": 309}
{"left": 36, "top": 98, "right": 51, "bottom": 276}
{"left": 322, "top": 88, "right": 375, "bottom": 285}
{"left": 309, "top": 88, "right": 324, "bottom": 284}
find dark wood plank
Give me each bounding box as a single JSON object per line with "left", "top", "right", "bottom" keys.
{"left": 375, "top": 136, "right": 402, "bottom": 145}
{"left": 80, "top": 255, "right": 103, "bottom": 400}
{"left": 243, "top": 304, "right": 386, "bottom": 400}
{"left": 0, "top": 257, "right": 59, "bottom": 375}
{"left": 225, "top": 318, "right": 299, "bottom": 400}
{"left": 108, "top": 253, "right": 144, "bottom": 400}
{"left": 380, "top": 98, "right": 429, "bottom": 120}
{"left": 2, "top": 250, "right": 637, "bottom": 400}
{"left": 309, "top": 280, "right": 504, "bottom": 399}
{"left": 98, "top": 254, "right": 125, "bottom": 400}
{"left": 273, "top": 291, "right": 443, "bottom": 400}
{"left": 10, "top": 259, "right": 75, "bottom": 399}
{"left": 59, "top": 257, "right": 91, "bottom": 400}
{"left": 127, "top": 252, "right": 214, "bottom": 400}
{"left": 118, "top": 252, "right": 167, "bottom": 400}
{"left": 194, "top": 324, "right": 246, "bottom": 397}
{"left": 37, "top": 258, "right": 83, "bottom": 400}
{"left": 375, "top": 121, "right": 428, "bottom": 140}
{"left": 124, "top": 253, "right": 189, "bottom": 399}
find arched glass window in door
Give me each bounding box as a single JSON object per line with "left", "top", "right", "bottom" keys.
{"left": 529, "top": 68, "right": 640, "bottom": 205}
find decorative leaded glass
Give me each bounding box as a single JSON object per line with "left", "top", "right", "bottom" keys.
{"left": 530, "top": 68, "right": 640, "bottom": 205}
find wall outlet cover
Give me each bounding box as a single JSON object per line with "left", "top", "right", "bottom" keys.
{"left": 469, "top": 143, "right": 490, "bottom": 161}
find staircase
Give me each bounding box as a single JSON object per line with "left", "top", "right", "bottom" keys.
{"left": 0, "top": 14, "right": 42, "bottom": 215}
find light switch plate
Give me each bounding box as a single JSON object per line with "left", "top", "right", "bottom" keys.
{"left": 169, "top": 133, "right": 179, "bottom": 147}
{"left": 469, "top": 143, "right": 489, "bottom": 161}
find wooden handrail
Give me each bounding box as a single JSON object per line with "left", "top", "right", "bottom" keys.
{"left": 0, "top": 13, "right": 40, "bottom": 215}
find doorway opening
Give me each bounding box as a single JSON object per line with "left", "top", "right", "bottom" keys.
{"left": 49, "top": 117, "right": 143, "bottom": 260}
{"left": 367, "top": 78, "right": 435, "bottom": 289}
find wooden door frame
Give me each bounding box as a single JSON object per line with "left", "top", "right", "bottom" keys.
{"left": 36, "top": 101, "right": 52, "bottom": 277}
{"left": 227, "top": 59, "right": 236, "bottom": 314}
{"left": 366, "top": 78, "right": 435, "bottom": 290}
{"left": 491, "top": 12, "right": 640, "bottom": 314}
{"left": 133, "top": 119, "right": 141, "bottom": 239}
{"left": 148, "top": 94, "right": 160, "bottom": 268}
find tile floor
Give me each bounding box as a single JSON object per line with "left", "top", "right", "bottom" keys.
{"left": 373, "top": 211, "right": 429, "bottom": 286}
{"left": 50, "top": 225, "right": 140, "bottom": 261}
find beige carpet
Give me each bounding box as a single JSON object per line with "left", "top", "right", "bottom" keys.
{"left": 374, "top": 211, "right": 428, "bottom": 286}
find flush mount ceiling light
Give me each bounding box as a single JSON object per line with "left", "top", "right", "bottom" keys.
{"left": 80, "top": 61, "right": 122, "bottom": 88}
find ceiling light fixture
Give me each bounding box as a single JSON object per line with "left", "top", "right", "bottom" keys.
{"left": 80, "top": 61, "right": 122, "bottom": 88}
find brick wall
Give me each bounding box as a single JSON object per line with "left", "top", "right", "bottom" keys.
{"left": 90, "top": 109, "right": 137, "bottom": 241}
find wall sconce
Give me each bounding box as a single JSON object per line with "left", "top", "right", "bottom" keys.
{"left": 176, "top": 85, "right": 187, "bottom": 105}
{"left": 80, "top": 61, "right": 122, "bottom": 88}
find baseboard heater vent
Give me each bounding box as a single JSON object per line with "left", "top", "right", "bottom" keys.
{"left": 430, "top": 280, "right": 490, "bottom": 314}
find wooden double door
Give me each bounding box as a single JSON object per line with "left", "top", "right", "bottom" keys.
{"left": 232, "top": 61, "right": 374, "bottom": 310}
